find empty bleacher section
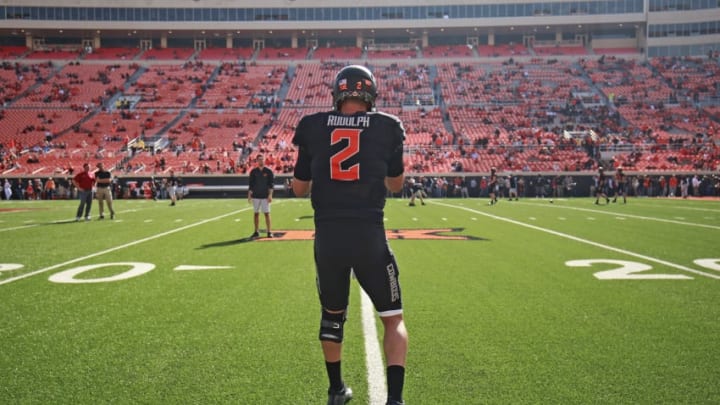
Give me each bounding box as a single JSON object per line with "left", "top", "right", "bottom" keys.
{"left": 197, "top": 47, "right": 254, "bottom": 62}
{"left": 139, "top": 47, "right": 195, "bottom": 61}
{"left": 0, "top": 46, "right": 29, "bottom": 60}
{"left": 12, "top": 63, "right": 136, "bottom": 109}
{"left": 256, "top": 47, "right": 308, "bottom": 60}
{"left": 83, "top": 47, "right": 140, "bottom": 61}
{"left": 125, "top": 63, "right": 215, "bottom": 109}
{"left": 197, "top": 63, "right": 286, "bottom": 109}
{"left": 422, "top": 45, "right": 474, "bottom": 58}
{"left": 312, "top": 46, "right": 363, "bottom": 61}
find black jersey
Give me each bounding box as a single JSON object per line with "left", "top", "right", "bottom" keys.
{"left": 615, "top": 172, "right": 626, "bottom": 186}
{"left": 598, "top": 172, "right": 607, "bottom": 187}
{"left": 292, "top": 110, "right": 405, "bottom": 223}
{"left": 488, "top": 173, "right": 498, "bottom": 188}
{"left": 249, "top": 166, "right": 274, "bottom": 198}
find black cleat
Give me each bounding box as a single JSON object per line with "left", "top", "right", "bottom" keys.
{"left": 266, "top": 232, "right": 273, "bottom": 238}
{"left": 408, "top": 202, "right": 415, "bottom": 207}
{"left": 251, "top": 231, "right": 259, "bottom": 238}
{"left": 327, "top": 386, "right": 352, "bottom": 405}
{"left": 386, "top": 400, "right": 405, "bottom": 405}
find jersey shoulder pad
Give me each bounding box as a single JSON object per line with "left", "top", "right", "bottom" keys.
{"left": 369, "top": 111, "right": 406, "bottom": 140}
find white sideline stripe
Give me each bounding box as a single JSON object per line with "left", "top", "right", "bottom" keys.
{"left": 522, "top": 201, "right": 720, "bottom": 230}
{"left": 174, "top": 265, "right": 233, "bottom": 271}
{"left": 0, "top": 207, "right": 254, "bottom": 286}
{"left": 630, "top": 202, "right": 720, "bottom": 213}
{"left": 0, "top": 224, "right": 39, "bottom": 232}
{"left": 361, "top": 288, "right": 386, "bottom": 405}
{"left": 433, "top": 201, "right": 720, "bottom": 280}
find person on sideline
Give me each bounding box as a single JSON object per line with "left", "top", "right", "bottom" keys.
{"left": 488, "top": 167, "right": 498, "bottom": 205}
{"left": 73, "top": 162, "right": 95, "bottom": 221}
{"left": 94, "top": 162, "right": 115, "bottom": 219}
{"left": 407, "top": 176, "right": 425, "bottom": 206}
{"left": 44, "top": 177, "right": 56, "bottom": 200}
{"left": 3, "top": 178, "right": 12, "bottom": 200}
{"left": 594, "top": 166, "right": 610, "bottom": 205}
{"left": 248, "top": 154, "right": 274, "bottom": 238}
{"left": 168, "top": 170, "right": 179, "bottom": 206}
{"left": 612, "top": 167, "right": 627, "bottom": 204}
{"left": 292, "top": 65, "right": 409, "bottom": 405}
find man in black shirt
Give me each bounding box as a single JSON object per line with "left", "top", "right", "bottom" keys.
{"left": 94, "top": 162, "right": 115, "bottom": 219}
{"left": 248, "top": 154, "right": 274, "bottom": 238}
{"left": 292, "top": 65, "right": 408, "bottom": 405}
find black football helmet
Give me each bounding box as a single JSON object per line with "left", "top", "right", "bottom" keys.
{"left": 332, "top": 65, "right": 378, "bottom": 111}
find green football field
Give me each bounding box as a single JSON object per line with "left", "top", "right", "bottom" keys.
{"left": 1, "top": 196, "right": 718, "bottom": 404}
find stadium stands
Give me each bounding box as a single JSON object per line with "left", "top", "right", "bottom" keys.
{"left": 1, "top": 46, "right": 718, "bottom": 177}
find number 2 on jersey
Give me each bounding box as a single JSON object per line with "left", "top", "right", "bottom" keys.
{"left": 330, "top": 128, "right": 361, "bottom": 181}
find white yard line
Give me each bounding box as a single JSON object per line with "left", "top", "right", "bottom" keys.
{"left": 520, "top": 201, "right": 720, "bottom": 230}
{"left": 0, "top": 224, "right": 39, "bottom": 232}
{"left": 432, "top": 201, "right": 720, "bottom": 280}
{"left": 0, "top": 207, "right": 253, "bottom": 286}
{"left": 361, "top": 289, "right": 386, "bottom": 405}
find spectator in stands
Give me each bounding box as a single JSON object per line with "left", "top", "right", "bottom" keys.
{"left": 73, "top": 162, "right": 95, "bottom": 221}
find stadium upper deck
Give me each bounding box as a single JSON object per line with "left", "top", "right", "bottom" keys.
{"left": 0, "top": 1, "right": 718, "bottom": 57}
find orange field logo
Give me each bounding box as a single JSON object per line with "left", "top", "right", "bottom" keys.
{"left": 256, "top": 228, "right": 482, "bottom": 241}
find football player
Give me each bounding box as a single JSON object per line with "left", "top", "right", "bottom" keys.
{"left": 292, "top": 65, "right": 408, "bottom": 405}
{"left": 594, "top": 166, "right": 610, "bottom": 205}
{"left": 612, "top": 167, "right": 627, "bottom": 204}
{"left": 488, "top": 167, "right": 498, "bottom": 205}
{"left": 407, "top": 176, "right": 426, "bottom": 206}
